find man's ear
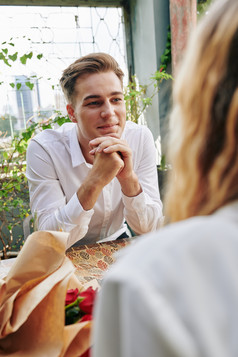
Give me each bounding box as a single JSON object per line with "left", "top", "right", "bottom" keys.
{"left": 67, "top": 104, "right": 77, "bottom": 123}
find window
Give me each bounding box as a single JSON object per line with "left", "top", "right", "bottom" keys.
{"left": 0, "top": 5, "right": 127, "bottom": 134}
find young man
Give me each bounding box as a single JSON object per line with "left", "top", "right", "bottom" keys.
{"left": 26, "top": 53, "right": 163, "bottom": 246}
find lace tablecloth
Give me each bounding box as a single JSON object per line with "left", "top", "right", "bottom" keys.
{"left": 66, "top": 238, "right": 133, "bottom": 285}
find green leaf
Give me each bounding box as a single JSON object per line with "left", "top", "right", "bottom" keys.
{"left": 9, "top": 52, "right": 18, "bottom": 61}
{"left": 26, "top": 51, "right": 33, "bottom": 59}
{"left": 22, "top": 130, "right": 33, "bottom": 141}
{"left": 37, "top": 53, "right": 43, "bottom": 60}
{"left": 17, "top": 83, "right": 22, "bottom": 90}
{"left": 2, "top": 151, "right": 9, "bottom": 159}
{"left": 65, "top": 306, "right": 81, "bottom": 325}
{"left": 142, "top": 97, "right": 152, "bottom": 106}
{"left": 55, "top": 116, "right": 71, "bottom": 126}
{"left": 25, "top": 81, "right": 34, "bottom": 90}
{"left": 65, "top": 297, "right": 83, "bottom": 311}
{"left": 159, "top": 155, "right": 167, "bottom": 171}
{"left": 2, "top": 48, "right": 8, "bottom": 54}
{"left": 42, "top": 124, "right": 52, "bottom": 130}
{"left": 13, "top": 200, "right": 19, "bottom": 207}
{"left": 0, "top": 52, "right": 11, "bottom": 66}
{"left": 20, "top": 54, "right": 27, "bottom": 64}
{"left": 9, "top": 83, "right": 15, "bottom": 88}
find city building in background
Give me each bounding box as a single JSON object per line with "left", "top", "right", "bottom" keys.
{"left": 15, "top": 75, "right": 34, "bottom": 129}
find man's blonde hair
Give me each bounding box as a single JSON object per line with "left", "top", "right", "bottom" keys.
{"left": 60, "top": 52, "right": 124, "bottom": 104}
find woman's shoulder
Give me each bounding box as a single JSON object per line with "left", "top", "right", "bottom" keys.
{"left": 107, "top": 209, "right": 238, "bottom": 282}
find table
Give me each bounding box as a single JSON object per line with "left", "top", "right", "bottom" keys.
{"left": 0, "top": 258, "right": 17, "bottom": 279}
{"left": 0, "top": 238, "right": 134, "bottom": 282}
{"left": 66, "top": 238, "right": 133, "bottom": 285}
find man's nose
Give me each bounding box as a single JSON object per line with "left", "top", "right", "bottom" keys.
{"left": 101, "top": 101, "right": 114, "bottom": 118}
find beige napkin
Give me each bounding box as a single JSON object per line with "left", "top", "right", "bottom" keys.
{"left": 0, "top": 231, "right": 98, "bottom": 357}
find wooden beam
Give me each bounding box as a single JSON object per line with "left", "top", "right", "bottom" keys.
{"left": 170, "top": 0, "right": 197, "bottom": 75}
{"left": 0, "top": 0, "right": 125, "bottom": 6}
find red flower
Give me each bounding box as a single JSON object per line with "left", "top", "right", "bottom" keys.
{"left": 78, "top": 287, "right": 97, "bottom": 314}
{"left": 80, "top": 314, "right": 92, "bottom": 322}
{"left": 65, "top": 286, "right": 97, "bottom": 325}
{"left": 65, "top": 288, "right": 79, "bottom": 306}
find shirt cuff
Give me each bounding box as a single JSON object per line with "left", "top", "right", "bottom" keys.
{"left": 122, "top": 190, "right": 150, "bottom": 212}
{"left": 64, "top": 192, "right": 94, "bottom": 225}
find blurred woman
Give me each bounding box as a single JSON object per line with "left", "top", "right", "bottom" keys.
{"left": 92, "top": 1, "right": 238, "bottom": 356}
{"left": 165, "top": 0, "right": 238, "bottom": 223}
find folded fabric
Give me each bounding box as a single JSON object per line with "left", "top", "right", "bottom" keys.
{"left": 0, "top": 231, "right": 97, "bottom": 357}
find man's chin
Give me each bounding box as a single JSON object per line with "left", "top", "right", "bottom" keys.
{"left": 104, "top": 132, "right": 121, "bottom": 138}
{"left": 95, "top": 132, "right": 121, "bottom": 139}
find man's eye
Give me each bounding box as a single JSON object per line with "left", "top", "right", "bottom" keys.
{"left": 112, "top": 98, "right": 122, "bottom": 102}
{"left": 87, "top": 101, "right": 100, "bottom": 106}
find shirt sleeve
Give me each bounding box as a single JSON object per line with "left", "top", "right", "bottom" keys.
{"left": 26, "top": 139, "right": 93, "bottom": 234}
{"left": 122, "top": 126, "right": 164, "bottom": 234}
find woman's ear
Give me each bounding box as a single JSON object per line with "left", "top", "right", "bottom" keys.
{"left": 67, "top": 104, "right": 77, "bottom": 123}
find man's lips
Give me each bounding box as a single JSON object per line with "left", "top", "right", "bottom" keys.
{"left": 97, "top": 124, "right": 118, "bottom": 131}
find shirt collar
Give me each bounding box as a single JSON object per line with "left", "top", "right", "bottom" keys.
{"left": 70, "top": 124, "right": 86, "bottom": 168}
{"left": 121, "top": 123, "right": 126, "bottom": 140}
{"left": 69, "top": 123, "right": 127, "bottom": 168}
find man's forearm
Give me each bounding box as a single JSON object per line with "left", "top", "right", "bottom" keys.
{"left": 118, "top": 171, "right": 142, "bottom": 197}
{"left": 77, "top": 177, "right": 104, "bottom": 210}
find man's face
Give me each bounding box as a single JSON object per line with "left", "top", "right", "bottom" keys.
{"left": 67, "top": 71, "right": 126, "bottom": 151}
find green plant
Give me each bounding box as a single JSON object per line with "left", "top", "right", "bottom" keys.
{"left": 197, "top": 0, "right": 214, "bottom": 19}
{"left": 124, "top": 69, "right": 173, "bottom": 124}
{"left": 160, "top": 26, "right": 171, "bottom": 71}
{"left": 0, "top": 38, "right": 42, "bottom": 258}
{"left": 0, "top": 114, "right": 71, "bottom": 259}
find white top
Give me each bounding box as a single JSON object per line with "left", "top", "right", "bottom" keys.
{"left": 26, "top": 121, "right": 163, "bottom": 245}
{"left": 92, "top": 201, "right": 238, "bottom": 357}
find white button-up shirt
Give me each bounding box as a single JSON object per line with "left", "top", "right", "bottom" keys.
{"left": 26, "top": 121, "right": 163, "bottom": 245}
{"left": 93, "top": 201, "right": 238, "bottom": 357}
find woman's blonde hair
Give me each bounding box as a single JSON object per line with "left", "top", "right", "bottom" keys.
{"left": 165, "top": 0, "right": 238, "bottom": 223}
